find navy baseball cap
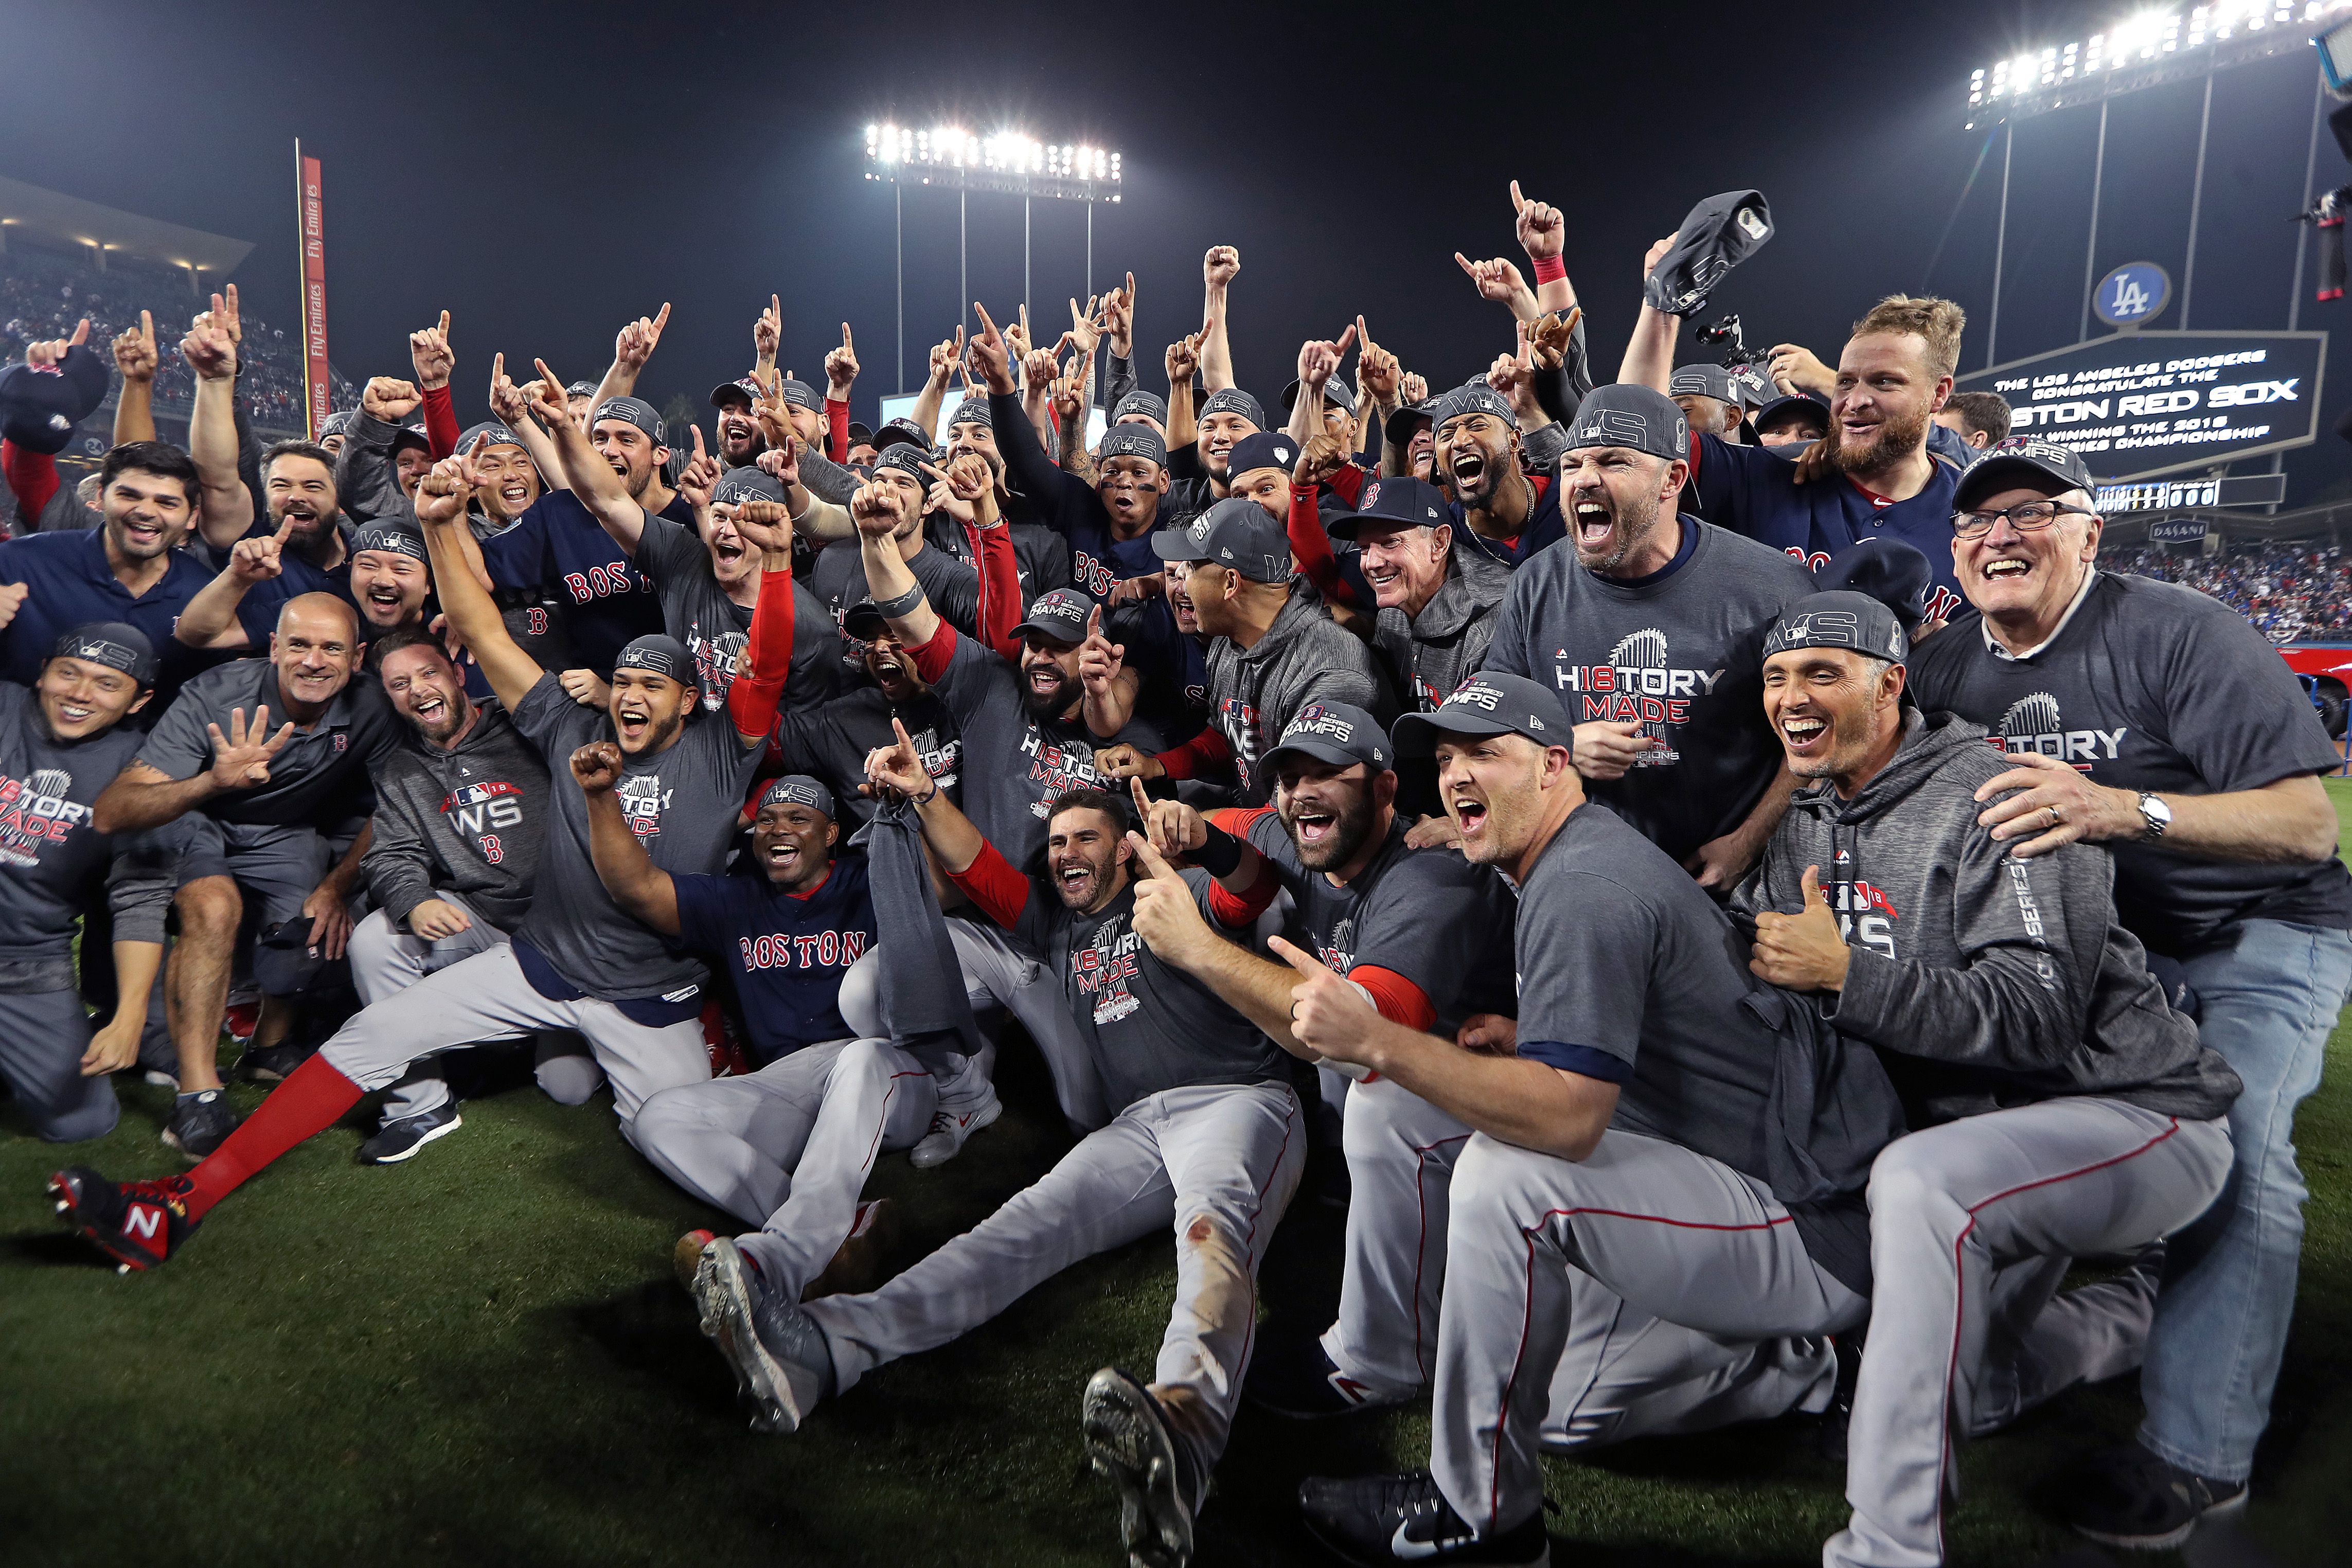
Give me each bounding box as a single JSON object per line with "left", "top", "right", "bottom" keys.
{"left": 1392, "top": 672, "right": 1571, "bottom": 757}
{"left": 1668, "top": 364, "right": 1740, "bottom": 404}
{"left": 758, "top": 774, "right": 836, "bottom": 818}
{"left": 52, "top": 621, "right": 158, "bottom": 687}
{"left": 1327, "top": 475, "right": 1450, "bottom": 541}
{"left": 847, "top": 421, "right": 875, "bottom": 448}
{"left": 351, "top": 522, "right": 426, "bottom": 562}
{"left": 777, "top": 379, "right": 823, "bottom": 414}
{"left": 1264, "top": 701, "right": 1393, "bottom": 775}
{"left": 1433, "top": 383, "right": 1514, "bottom": 436}
{"left": 842, "top": 598, "right": 890, "bottom": 642}
{"left": 1952, "top": 436, "right": 2098, "bottom": 512}
{"left": 872, "top": 444, "right": 932, "bottom": 484}
{"left": 1817, "top": 538, "right": 1933, "bottom": 634}
{"left": 1198, "top": 388, "right": 1265, "bottom": 429}
{"left": 1113, "top": 390, "right": 1167, "bottom": 426}
{"left": 389, "top": 424, "right": 432, "bottom": 459}
{"left": 1012, "top": 587, "right": 1095, "bottom": 646}
{"left": 1561, "top": 384, "right": 1689, "bottom": 463}
{"left": 1731, "top": 362, "right": 1777, "bottom": 408}
{"left": 456, "top": 419, "right": 527, "bottom": 453}
{"left": 871, "top": 417, "right": 930, "bottom": 454}
{"left": 1383, "top": 400, "right": 1435, "bottom": 448}
{"left": 613, "top": 633, "right": 696, "bottom": 685}
{"left": 947, "top": 395, "right": 992, "bottom": 430}
{"left": 712, "top": 467, "right": 786, "bottom": 508}
{"left": 1225, "top": 431, "right": 1299, "bottom": 479}
{"left": 1151, "top": 495, "right": 1293, "bottom": 583}
{"left": 1761, "top": 590, "right": 1910, "bottom": 667}
{"left": 709, "top": 376, "right": 764, "bottom": 409}
{"left": 592, "top": 397, "right": 667, "bottom": 445}
{"left": 1097, "top": 425, "right": 1167, "bottom": 469}
{"left": 1754, "top": 392, "right": 1829, "bottom": 439}
{"left": 1644, "top": 190, "right": 1775, "bottom": 317}
{"left": 0, "top": 343, "right": 110, "bottom": 456}
{"left": 1281, "top": 376, "right": 1357, "bottom": 415}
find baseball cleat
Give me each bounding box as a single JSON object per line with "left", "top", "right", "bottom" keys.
{"left": 910, "top": 1086, "right": 1002, "bottom": 1169}
{"left": 1243, "top": 1332, "right": 1409, "bottom": 1420}
{"left": 672, "top": 1230, "right": 718, "bottom": 1293}
{"left": 48, "top": 1166, "right": 200, "bottom": 1273}
{"left": 691, "top": 1237, "right": 834, "bottom": 1434}
{"left": 801, "top": 1198, "right": 900, "bottom": 1301}
{"left": 236, "top": 1041, "right": 317, "bottom": 1084}
{"left": 1298, "top": 1471, "right": 1549, "bottom": 1566}
{"left": 2065, "top": 1442, "right": 2248, "bottom": 1551}
{"left": 1081, "top": 1367, "right": 1200, "bottom": 1568}
{"left": 161, "top": 1089, "right": 239, "bottom": 1162}
{"left": 355, "top": 1104, "right": 462, "bottom": 1166}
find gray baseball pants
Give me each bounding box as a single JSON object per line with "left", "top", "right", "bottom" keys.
{"left": 634, "top": 1035, "right": 938, "bottom": 1300}
{"left": 1824, "top": 1099, "right": 2232, "bottom": 1568}
{"left": 806, "top": 1080, "right": 1304, "bottom": 1478}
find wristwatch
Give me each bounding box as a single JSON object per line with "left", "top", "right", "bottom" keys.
{"left": 2136, "top": 792, "right": 2172, "bottom": 840}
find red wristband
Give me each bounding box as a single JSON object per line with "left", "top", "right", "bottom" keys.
{"left": 1530, "top": 255, "right": 1566, "bottom": 285}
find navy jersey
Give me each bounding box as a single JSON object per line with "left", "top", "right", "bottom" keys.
{"left": 1448, "top": 473, "right": 1564, "bottom": 570}
{"left": 475, "top": 490, "right": 676, "bottom": 678}
{"left": 673, "top": 854, "right": 878, "bottom": 1067}
{"left": 0, "top": 529, "right": 212, "bottom": 698}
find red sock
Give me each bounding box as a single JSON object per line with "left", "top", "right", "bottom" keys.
{"left": 182, "top": 1054, "right": 364, "bottom": 1219}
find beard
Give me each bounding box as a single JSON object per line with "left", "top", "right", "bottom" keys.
{"left": 1833, "top": 402, "right": 1932, "bottom": 478}
{"left": 1282, "top": 787, "right": 1379, "bottom": 872}
{"left": 1574, "top": 489, "right": 1664, "bottom": 575}
{"left": 1020, "top": 666, "right": 1078, "bottom": 719}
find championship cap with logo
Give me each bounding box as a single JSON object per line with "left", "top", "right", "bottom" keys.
{"left": 1951, "top": 436, "right": 2098, "bottom": 513}
{"left": 1263, "top": 701, "right": 1393, "bottom": 774}
{"left": 1150, "top": 495, "right": 1293, "bottom": 583}
{"left": 1391, "top": 671, "right": 1571, "bottom": 756}
{"left": 1643, "top": 190, "right": 1775, "bottom": 316}
{"left": 1760, "top": 590, "right": 1911, "bottom": 667}
{"left": 1560, "top": 384, "right": 1689, "bottom": 462}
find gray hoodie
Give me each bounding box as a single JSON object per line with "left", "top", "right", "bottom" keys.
{"left": 1734, "top": 710, "right": 2240, "bottom": 1127}
{"left": 1205, "top": 586, "right": 1393, "bottom": 804}
{"left": 361, "top": 698, "right": 551, "bottom": 934}
{"left": 1373, "top": 543, "right": 1510, "bottom": 711}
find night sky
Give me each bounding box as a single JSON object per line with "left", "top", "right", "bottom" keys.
{"left": 2, "top": 0, "right": 2344, "bottom": 497}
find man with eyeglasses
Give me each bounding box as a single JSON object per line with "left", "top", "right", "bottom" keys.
{"left": 1906, "top": 436, "right": 2352, "bottom": 1552}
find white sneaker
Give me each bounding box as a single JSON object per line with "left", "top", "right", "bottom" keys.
{"left": 910, "top": 1087, "right": 1003, "bottom": 1169}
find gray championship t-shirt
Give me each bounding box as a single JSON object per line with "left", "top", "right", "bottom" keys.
{"left": 770, "top": 686, "right": 962, "bottom": 826}
{"left": 508, "top": 671, "right": 764, "bottom": 1003}
{"left": 1481, "top": 520, "right": 1814, "bottom": 864}
{"left": 1909, "top": 572, "right": 2352, "bottom": 955}
{"left": 634, "top": 514, "right": 839, "bottom": 716}
{"left": 136, "top": 660, "right": 401, "bottom": 828}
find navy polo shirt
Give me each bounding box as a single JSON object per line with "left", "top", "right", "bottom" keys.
{"left": 0, "top": 528, "right": 212, "bottom": 693}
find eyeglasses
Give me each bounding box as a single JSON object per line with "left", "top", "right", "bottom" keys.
{"left": 1950, "top": 500, "right": 2097, "bottom": 540}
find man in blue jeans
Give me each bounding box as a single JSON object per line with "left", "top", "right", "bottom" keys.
{"left": 1908, "top": 438, "right": 2352, "bottom": 1549}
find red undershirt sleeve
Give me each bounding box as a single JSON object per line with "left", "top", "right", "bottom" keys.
{"left": 1348, "top": 964, "right": 1436, "bottom": 1031}
{"left": 421, "top": 385, "right": 460, "bottom": 460}
{"left": 1328, "top": 463, "right": 1366, "bottom": 508}
{"left": 908, "top": 619, "right": 959, "bottom": 685}
{"left": 2, "top": 439, "right": 60, "bottom": 524}
{"left": 826, "top": 398, "right": 850, "bottom": 466}
{"left": 1153, "top": 726, "right": 1231, "bottom": 781}
{"left": 1201, "top": 806, "right": 1278, "bottom": 925}
{"left": 970, "top": 520, "right": 1023, "bottom": 658}
{"left": 725, "top": 566, "right": 797, "bottom": 738}
{"left": 1287, "top": 483, "right": 1356, "bottom": 607}
{"left": 946, "top": 838, "right": 1032, "bottom": 928}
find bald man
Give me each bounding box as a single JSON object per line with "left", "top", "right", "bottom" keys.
{"left": 95, "top": 594, "right": 403, "bottom": 1157}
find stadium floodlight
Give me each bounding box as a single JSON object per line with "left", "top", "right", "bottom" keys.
{"left": 1965, "top": 1, "right": 2351, "bottom": 125}
{"left": 862, "top": 121, "right": 1120, "bottom": 203}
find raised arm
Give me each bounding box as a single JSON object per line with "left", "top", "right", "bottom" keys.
{"left": 1511, "top": 181, "right": 1577, "bottom": 318}
{"left": 867, "top": 715, "right": 986, "bottom": 876}
{"left": 1200, "top": 246, "right": 1239, "bottom": 391}
{"left": 1616, "top": 235, "right": 1682, "bottom": 394}
{"left": 416, "top": 436, "right": 545, "bottom": 711}
{"left": 183, "top": 289, "right": 254, "bottom": 548}
{"left": 593, "top": 302, "right": 669, "bottom": 411}
{"left": 853, "top": 475, "right": 940, "bottom": 650}
{"left": 721, "top": 500, "right": 799, "bottom": 747}
{"left": 409, "top": 310, "right": 458, "bottom": 456}
{"left": 487, "top": 352, "right": 568, "bottom": 493}
{"left": 173, "top": 518, "right": 296, "bottom": 649}
{"left": 571, "top": 741, "right": 681, "bottom": 936}
{"left": 910, "top": 328, "right": 961, "bottom": 444}
{"left": 531, "top": 357, "right": 648, "bottom": 554}
{"left": 1164, "top": 330, "right": 1202, "bottom": 455}
{"left": 1288, "top": 323, "right": 1358, "bottom": 444}
{"left": 110, "top": 311, "right": 158, "bottom": 447}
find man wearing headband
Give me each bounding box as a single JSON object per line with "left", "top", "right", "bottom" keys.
{"left": 547, "top": 405, "right": 839, "bottom": 718}
{"left": 574, "top": 767, "right": 926, "bottom": 1308}
{"left": 1736, "top": 592, "right": 2239, "bottom": 1568}
{"left": 1296, "top": 672, "right": 1904, "bottom": 1566}
{"left": 1112, "top": 704, "right": 1519, "bottom": 1421}
{"left": 1162, "top": 384, "right": 1264, "bottom": 529}
{"left": 171, "top": 517, "right": 433, "bottom": 657}
{"left": 1430, "top": 381, "right": 1564, "bottom": 570}
{"left": 48, "top": 447, "right": 800, "bottom": 1273}
{"left": 728, "top": 739, "right": 1298, "bottom": 1568}
{"left": 1906, "top": 438, "right": 2352, "bottom": 1546}
{"left": 1481, "top": 383, "right": 1813, "bottom": 886}
{"left": 95, "top": 593, "right": 401, "bottom": 1156}
{"left": 769, "top": 598, "right": 963, "bottom": 829}
{"left": 0, "top": 623, "right": 167, "bottom": 1145}
{"left": 340, "top": 625, "right": 565, "bottom": 1165}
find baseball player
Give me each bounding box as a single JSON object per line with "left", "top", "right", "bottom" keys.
{"left": 0, "top": 625, "right": 171, "bottom": 1142}
{"left": 1904, "top": 439, "right": 2352, "bottom": 1546}
{"left": 93, "top": 592, "right": 402, "bottom": 1156}
{"left": 1481, "top": 383, "right": 1813, "bottom": 886}
{"left": 346, "top": 626, "right": 568, "bottom": 1165}
{"left": 170, "top": 516, "right": 435, "bottom": 656}
{"left": 1290, "top": 673, "right": 1905, "bottom": 1567}
{"left": 1732, "top": 592, "right": 2240, "bottom": 1568}
{"left": 1112, "top": 701, "right": 1520, "bottom": 1418}
{"left": 687, "top": 742, "right": 1301, "bottom": 1568}
{"left": 45, "top": 437, "right": 796, "bottom": 1272}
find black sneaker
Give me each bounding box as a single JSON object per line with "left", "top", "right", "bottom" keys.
{"left": 1081, "top": 1367, "right": 1204, "bottom": 1568}
{"left": 1298, "top": 1471, "right": 1549, "bottom": 1566}
{"left": 161, "top": 1090, "right": 240, "bottom": 1161}
{"left": 1815, "top": 1328, "right": 1865, "bottom": 1463}
{"left": 354, "top": 1103, "right": 462, "bottom": 1165}
{"left": 2066, "top": 1442, "right": 2247, "bottom": 1550}
{"left": 1243, "top": 1331, "right": 1409, "bottom": 1420}
{"left": 235, "top": 1040, "right": 317, "bottom": 1083}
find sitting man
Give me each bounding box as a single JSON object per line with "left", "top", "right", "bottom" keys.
{"left": 47, "top": 424, "right": 797, "bottom": 1272}
{"left": 1735, "top": 591, "right": 2239, "bottom": 1568}
{"left": 0, "top": 625, "right": 170, "bottom": 1143}
{"left": 688, "top": 752, "right": 1301, "bottom": 1568}
{"left": 1290, "top": 672, "right": 1904, "bottom": 1567}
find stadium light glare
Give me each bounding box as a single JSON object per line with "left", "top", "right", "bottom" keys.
{"left": 863, "top": 121, "right": 1121, "bottom": 202}
{"left": 1964, "top": 0, "right": 2349, "bottom": 123}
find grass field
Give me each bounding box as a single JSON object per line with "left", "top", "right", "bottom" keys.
{"left": 6, "top": 792, "right": 2352, "bottom": 1567}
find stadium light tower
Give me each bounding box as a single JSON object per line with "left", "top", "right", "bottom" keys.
{"left": 864, "top": 122, "right": 1123, "bottom": 393}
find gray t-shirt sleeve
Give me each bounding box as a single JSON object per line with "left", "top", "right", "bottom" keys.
{"left": 134, "top": 689, "right": 220, "bottom": 782}
{"left": 1514, "top": 865, "right": 1649, "bottom": 1083}
{"left": 509, "top": 669, "right": 597, "bottom": 756}
{"left": 1478, "top": 567, "right": 1537, "bottom": 680}
{"left": 634, "top": 513, "right": 705, "bottom": 584}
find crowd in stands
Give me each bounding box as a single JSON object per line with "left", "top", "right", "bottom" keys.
{"left": 2109, "top": 540, "right": 2352, "bottom": 645}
